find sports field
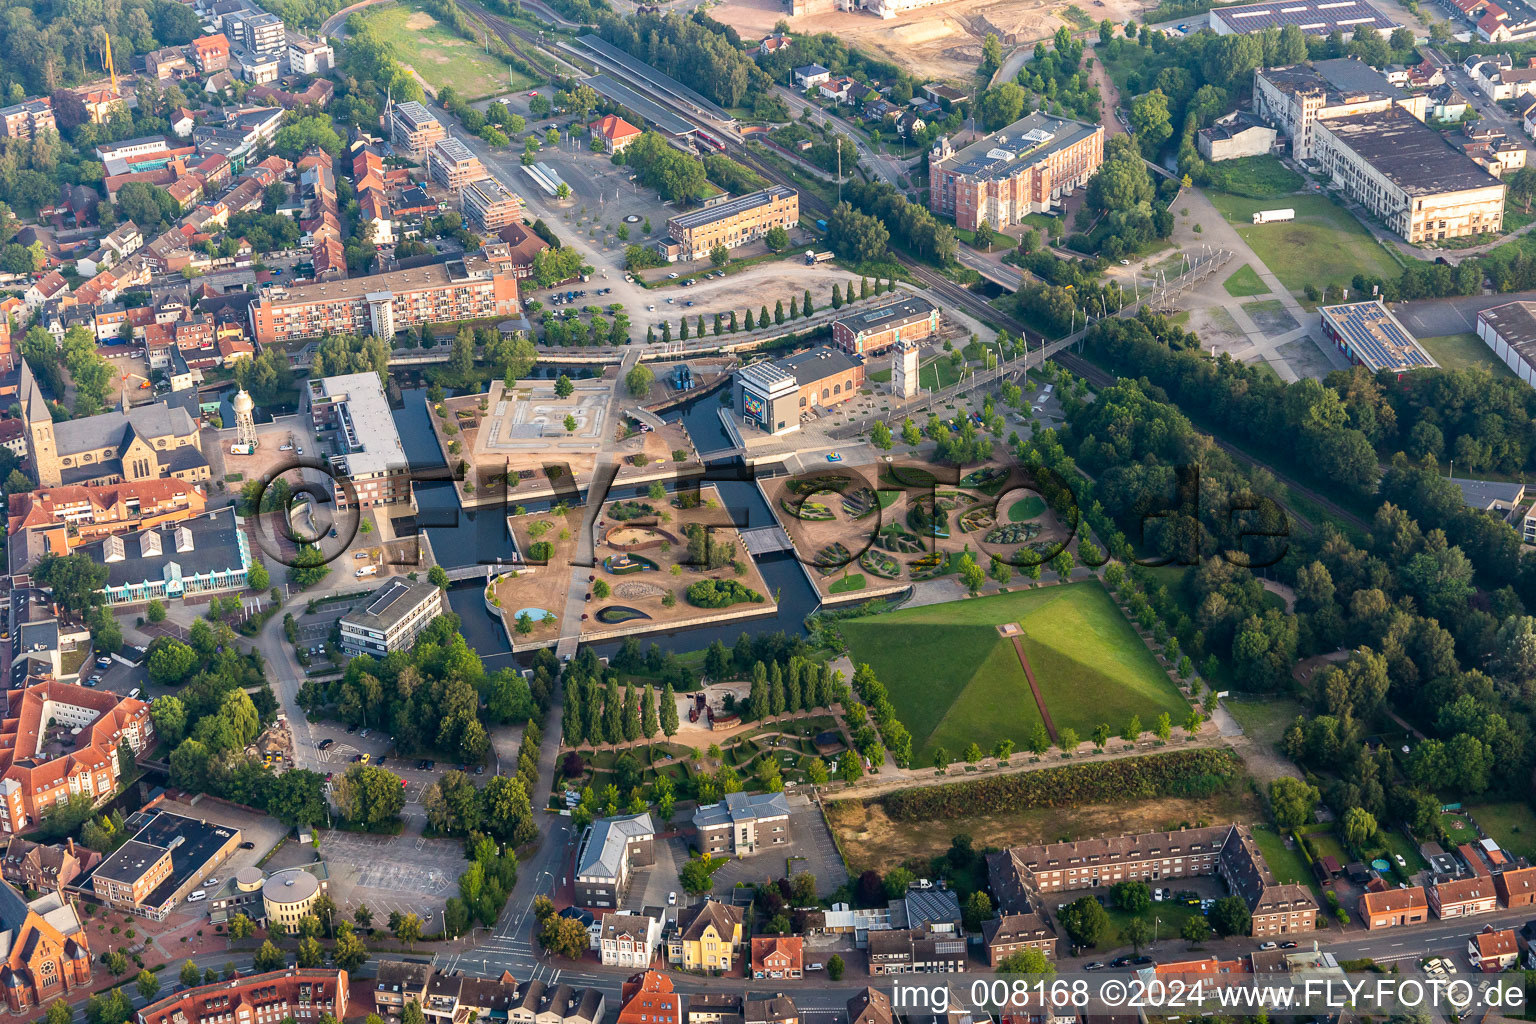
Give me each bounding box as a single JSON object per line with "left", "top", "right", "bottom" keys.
{"left": 352, "top": 0, "right": 533, "bottom": 99}
{"left": 1208, "top": 194, "right": 1400, "bottom": 297}
{"left": 841, "top": 583, "right": 1190, "bottom": 763}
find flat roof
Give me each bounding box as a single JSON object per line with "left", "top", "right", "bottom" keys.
{"left": 432, "top": 137, "right": 479, "bottom": 166}
{"left": 1258, "top": 58, "right": 1401, "bottom": 100}
{"left": 309, "top": 372, "right": 408, "bottom": 479}
{"left": 1452, "top": 476, "right": 1525, "bottom": 508}
{"left": 1480, "top": 299, "right": 1536, "bottom": 367}
{"left": 935, "top": 111, "right": 1100, "bottom": 183}
{"left": 575, "top": 35, "right": 727, "bottom": 120}
{"left": 1318, "top": 300, "right": 1437, "bottom": 373}
{"left": 1319, "top": 106, "right": 1503, "bottom": 196}
{"left": 463, "top": 175, "right": 524, "bottom": 208}
{"left": 834, "top": 294, "right": 936, "bottom": 335}
{"left": 391, "top": 101, "right": 439, "bottom": 132}
{"left": 259, "top": 253, "right": 501, "bottom": 306}
{"left": 89, "top": 811, "right": 237, "bottom": 907}
{"left": 585, "top": 74, "right": 696, "bottom": 136}
{"left": 669, "top": 187, "right": 796, "bottom": 232}
{"left": 1210, "top": 0, "right": 1401, "bottom": 33}
{"left": 341, "top": 576, "right": 439, "bottom": 634}
{"left": 775, "top": 346, "right": 863, "bottom": 388}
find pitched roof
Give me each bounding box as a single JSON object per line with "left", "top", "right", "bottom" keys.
{"left": 676, "top": 900, "right": 741, "bottom": 942}
{"left": 1360, "top": 886, "right": 1427, "bottom": 916}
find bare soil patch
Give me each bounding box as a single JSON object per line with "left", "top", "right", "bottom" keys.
{"left": 826, "top": 786, "right": 1262, "bottom": 873}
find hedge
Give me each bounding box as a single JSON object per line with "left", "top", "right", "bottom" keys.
{"left": 881, "top": 748, "right": 1243, "bottom": 821}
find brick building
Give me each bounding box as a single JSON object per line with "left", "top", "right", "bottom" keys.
{"left": 928, "top": 112, "right": 1104, "bottom": 231}
{"left": 0, "top": 883, "right": 90, "bottom": 1014}
{"left": 590, "top": 114, "right": 641, "bottom": 154}
{"left": 662, "top": 187, "right": 798, "bottom": 262}
{"left": 247, "top": 251, "right": 520, "bottom": 346}
{"left": 1359, "top": 886, "right": 1429, "bottom": 929}
{"left": 733, "top": 346, "right": 865, "bottom": 436}
{"left": 981, "top": 911, "right": 1057, "bottom": 965}
{"left": 1428, "top": 876, "right": 1499, "bottom": 918}
{"left": 831, "top": 295, "right": 940, "bottom": 357}
{"left": 0, "top": 680, "right": 154, "bottom": 834}
{"left": 1496, "top": 865, "right": 1536, "bottom": 907}
{"left": 138, "top": 968, "right": 348, "bottom": 1024}
{"left": 0, "top": 837, "right": 99, "bottom": 893}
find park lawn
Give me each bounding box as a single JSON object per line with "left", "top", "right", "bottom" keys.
{"left": 1207, "top": 193, "right": 1400, "bottom": 297}
{"left": 1014, "top": 584, "right": 1190, "bottom": 739}
{"left": 352, "top": 0, "right": 533, "bottom": 99}
{"left": 1222, "top": 264, "right": 1268, "bottom": 297}
{"left": 867, "top": 367, "right": 892, "bottom": 383}
{"left": 1465, "top": 802, "right": 1536, "bottom": 862}
{"left": 920, "top": 356, "right": 964, "bottom": 390}
{"left": 1417, "top": 332, "right": 1514, "bottom": 376}
{"left": 1008, "top": 496, "right": 1047, "bottom": 522}
{"left": 1100, "top": 901, "right": 1205, "bottom": 951}
{"left": 842, "top": 582, "right": 1185, "bottom": 762}
{"left": 829, "top": 572, "right": 866, "bottom": 594}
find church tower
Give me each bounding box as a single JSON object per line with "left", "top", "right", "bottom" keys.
{"left": 20, "top": 360, "right": 59, "bottom": 487}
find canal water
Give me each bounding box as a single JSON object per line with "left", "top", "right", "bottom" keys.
{"left": 390, "top": 386, "right": 822, "bottom": 661}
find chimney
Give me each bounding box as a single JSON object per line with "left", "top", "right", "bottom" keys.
{"left": 65, "top": 837, "right": 74, "bottom": 856}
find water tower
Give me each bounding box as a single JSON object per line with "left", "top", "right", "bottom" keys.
{"left": 232, "top": 389, "right": 257, "bottom": 449}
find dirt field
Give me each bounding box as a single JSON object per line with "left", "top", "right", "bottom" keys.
{"left": 710, "top": 0, "right": 1148, "bottom": 82}
{"left": 826, "top": 786, "right": 1263, "bottom": 873}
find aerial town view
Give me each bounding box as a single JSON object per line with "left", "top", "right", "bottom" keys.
{"left": 10, "top": 0, "right": 1536, "bottom": 1019}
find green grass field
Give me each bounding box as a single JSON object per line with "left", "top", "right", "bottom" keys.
{"left": 1204, "top": 155, "right": 1305, "bottom": 199}
{"left": 1208, "top": 193, "right": 1401, "bottom": 297}
{"left": 920, "top": 357, "right": 964, "bottom": 391}
{"left": 1222, "top": 264, "right": 1268, "bottom": 297}
{"left": 352, "top": 0, "right": 533, "bottom": 99}
{"left": 829, "top": 573, "right": 866, "bottom": 594}
{"left": 1007, "top": 496, "right": 1046, "bottom": 522}
{"left": 1461, "top": 802, "right": 1536, "bottom": 862}
{"left": 841, "top": 583, "right": 1189, "bottom": 762}
{"left": 1418, "top": 332, "right": 1513, "bottom": 376}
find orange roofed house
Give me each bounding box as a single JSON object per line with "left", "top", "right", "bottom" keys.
{"left": 0, "top": 680, "right": 154, "bottom": 834}
{"left": 1469, "top": 926, "right": 1521, "bottom": 972}
{"left": 1359, "top": 886, "right": 1429, "bottom": 930}
{"left": 0, "top": 880, "right": 90, "bottom": 1013}
{"left": 8, "top": 479, "right": 208, "bottom": 555}
{"left": 590, "top": 115, "right": 641, "bottom": 154}
{"left": 139, "top": 968, "right": 348, "bottom": 1024}
{"left": 618, "top": 972, "right": 682, "bottom": 1024}
{"left": 751, "top": 936, "right": 803, "bottom": 979}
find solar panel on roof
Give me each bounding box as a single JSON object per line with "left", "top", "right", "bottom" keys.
{"left": 366, "top": 579, "right": 410, "bottom": 616}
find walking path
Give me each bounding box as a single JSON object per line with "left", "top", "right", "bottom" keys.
{"left": 1009, "top": 635, "right": 1058, "bottom": 741}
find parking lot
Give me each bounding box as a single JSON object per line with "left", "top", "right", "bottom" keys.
{"left": 318, "top": 829, "right": 468, "bottom": 927}
{"left": 708, "top": 796, "right": 849, "bottom": 897}
{"left": 156, "top": 796, "right": 291, "bottom": 879}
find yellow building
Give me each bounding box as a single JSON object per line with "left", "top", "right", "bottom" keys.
{"left": 262, "top": 868, "right": 324, "bottom": 932}
{"left": 663, "top": 187, "right": 798, "bottom": 262}
{"left": 667, "top": 900, "right": 743, "bottom": 973}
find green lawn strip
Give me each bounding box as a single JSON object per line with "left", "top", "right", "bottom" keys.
{"left": 1222, "top": 264, "right": 1268, "bottom": 298}
{"left": 1015, "top": 585, "right": 1189, "bottom": 739}
{"left": 922, "top": 637, "right": 1046, "bottom": 765}
{"left": 1204, "top": 156, "right": 1304, "bottom": 199}
{"left": 920, "top": 357, "right": 964, "bottom": 390}
{"left": 1464, "top": 801, "right": 1536, "bottom": 862}
{"left": 1007, "top": 496, "right": 1047, "bottom": 522}
{"left": 1206, "top": 193, "right": 1400, "bottom": 296}
{"left": 867, "top": 368, "right": 892, "bottom": 383}
{"left": 1505, "top": 200, "right": 1535, "bottom": 233}
{"left": 1417, "top": 332, "right": 1514, "bottom": 376}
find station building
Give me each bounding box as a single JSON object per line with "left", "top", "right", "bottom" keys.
{"left": 733, "top": 347, "right": 864, "bottom": 436}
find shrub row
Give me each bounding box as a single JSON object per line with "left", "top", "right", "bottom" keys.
{"left": 882, "top": 748, "right": 1242, "bottom": 821}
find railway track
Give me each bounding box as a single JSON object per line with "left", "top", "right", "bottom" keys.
{"left": 447, "top": 5, "right": 1369, "bottom": 536}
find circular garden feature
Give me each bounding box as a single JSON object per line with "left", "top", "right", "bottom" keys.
{"left": 596, "top": 605, "right": 652, "bottom": 624}
{"left": 604, "top": 553, "right": 660, "bottom": 574}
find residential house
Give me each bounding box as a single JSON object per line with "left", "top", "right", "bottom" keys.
{"left": 617, "top": 972, "right": 683, "bottom": 1024}
{"left": 1430, "top": 876, "right": 1500, "bottom": 918}
{"left": 0, "top": 836, "right": 100, "bottom": 893}
{"left": 374, "top": 960, "right": 433, "bottom": 1018}
{"left": 819, "top": 76, "right": 857, "bottom": 102}
{"left": 743, "top": 994, "right": 798, "bottom": 1024}
{"left": 693, "top": 791, "right": 790, "bottom": 857}
{"left": 600, "top": 912, "right": 662, "bottom": 969}
{"left": 1497, "top": 866, "right": 1536, "bottom": 907}
{"left": 793, "top": 64, "right": 831, "bottom": 89}
{"left": 847, "top": 989, "right": 893, "bottom": 1024}
{"left": 1359, "top": 886, "right": 1429, "bottom": 930}
{"left": 667, "top": 900, "right": 743, "bottom": 973}
{"left": 750, "top": 936, "right": 803, "bottom": 979}
{"left": 981, "top": 912, "right": 1058, "bottom": 965}
{"left": 759, "top": 35, "right": 791, "bottom": 55}
{"left": 1470, "top": 926, "right": 1521, "bottom": 971}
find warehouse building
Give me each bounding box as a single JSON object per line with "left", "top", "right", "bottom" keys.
{"left": 832, "top": 295, "right": 940, "bottom": 357}
{"left": 1209, "top": 0, "right": 1402, "bottom": 35}
{"left": 1477, "top": 300, "right": 1536, "bottom": 385}
{"left": 1311, "top": 106, "right": 1505, "bottom": 243}
{"left": 1253, "top": 59, "right": 1427, "bottom": 161}
{"left": 661, "top": 187, "right": 799, "bottom": 262}
{"left": 733, "top": 347, "right": 865, "bottom": 436}
{"left": 1318, "top": 300, "right": 1438, "bottom": 375}
{"left": 928, "top": 111, "right": 1104, "bottom": 231}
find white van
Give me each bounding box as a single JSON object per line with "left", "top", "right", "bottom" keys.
{"left": 187, "top": 890, "right": 207, "bottom": 902}
{"left": 128, "top": 688, "right": 141, "bottom": 699}
{"left": 355, "top": 566, "right": 379, "bottom": 578}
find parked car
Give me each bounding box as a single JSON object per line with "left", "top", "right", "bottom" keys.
{"left": 1259, "top": 942, "right": 1278, "bottom": 951}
